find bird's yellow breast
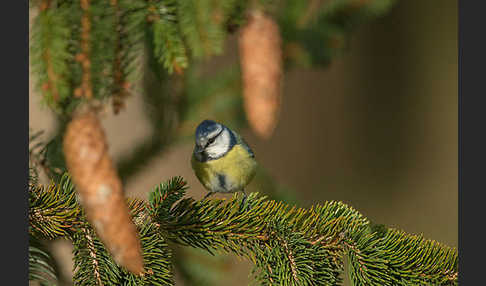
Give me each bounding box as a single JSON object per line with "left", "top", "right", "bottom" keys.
{"left": 191, "top": 144, "right": 257, "bottom": 193}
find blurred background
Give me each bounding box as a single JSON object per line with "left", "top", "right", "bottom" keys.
{"left": 29, "top": 0, "right": 457, "bottom": 285}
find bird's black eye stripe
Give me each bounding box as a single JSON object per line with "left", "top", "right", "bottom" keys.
{"left": 204, "top": 137, "right": 215, "bottom": 148}
{"left": 205, "top": 128, "right": 224, "bottom": 147}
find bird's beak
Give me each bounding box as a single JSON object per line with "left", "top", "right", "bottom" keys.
{"left": 194, "top": 144, "right": 207, "bottom": 161}
{"left": 194, "top": 144, "right": 204, "bottom": 154}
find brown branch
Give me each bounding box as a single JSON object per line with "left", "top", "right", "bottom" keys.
{"left": 266, "top": 265, "right": 274, "bottom": 284}
{"left": 43, "top": 51, "right": 60, "bottom": 102}
{"left": 29, "top": 208, "right": 78, "bottom": 237}
{"left": 82, "top": 227, "right": 104, "bottom": 286}
{"left": 29, "top": 147, "right": 53, "bottom": 181}
{"left": 281, "top": 238, "right": 299, "bottom": 282}
{"left": 29, "top": 208, "right": 50, "bottom": 236}
{"left": 445, "top": 270, "right": 458, "bottom": 282}
{"left": 110, "top": 0, "right": 129, "bottom": 114}
{"left": 39, "top": 0, "right": 61, "bottom": 103}
{"left": 202, "top": 229, "right": 269, "bottom": 241}
{"left": 75, "top": 0, "right": 93, "bottom": 99}
{"left": 310, "top": 235, "right": 331, "bottom": 245}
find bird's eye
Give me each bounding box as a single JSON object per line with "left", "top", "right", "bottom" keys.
{"left": 207, "top": 137, "right": 215, "bottom": 145}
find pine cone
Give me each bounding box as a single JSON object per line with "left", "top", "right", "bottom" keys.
{"left": 239, "top": 10, "right": 283, "bottom": 139}
{"left": 63, "top": 110, "right": 144, "bottom": 275}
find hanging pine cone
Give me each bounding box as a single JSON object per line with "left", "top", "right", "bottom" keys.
{"left": 239, "top": 10, "right": 283, "bottom": 139}
{"left": 63, "top": 110, "right": 144, "bottom": 275}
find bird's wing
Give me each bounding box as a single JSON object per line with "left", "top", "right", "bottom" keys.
{"left": 233, "top": 131, "right": 255, "bottom": 158}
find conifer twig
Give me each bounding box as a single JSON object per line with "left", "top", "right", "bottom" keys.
{"left": 32, "top": 0, "right": 71, "bottom": 108}
{"left": 81, "top": 227, "right": 104, "bottom": 286}
{"left": 281, "top": 237, "right": 299, "bottom": 282}
{"left": 75, "top": 0, "right": 93, "bottom": 99}
{"left": 41, "top": 6, "right": 61, "bottom": 103}
{"left": 29, "top": 175, "right": 458, "bottom": 285}
{"left": 110, "top": 0, "right": 130, "bottom": 114}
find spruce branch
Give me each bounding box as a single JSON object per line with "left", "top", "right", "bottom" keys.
{"left": 177, "top": 0, "right": 229, "bottom": 59}
{"left": 345, "top": 227, "right": 458, "bottom": 285}
{"left": 29, "top": 174, "right": 457, "bottom": 285}
{"left": 87, "top": 0, "right": 121, "bottom": 102}
{"left": 111, "top": 0, "right": 147, "bottom": 113}
{"left": 110, "top": 0, "right": 127, "bottom": 114}
{"left": 30, "top": 0, "right": 72, "bottom": 111}
{"left": 76, "top": 0, "right": 94, "bottom": 99}
{"left": 29, "top": 236, "right": 59, "bottom": 286}
{"left": 117, "top": 0, "right": 147, "bottom": 83}
{"left": 72, "top": 212, "right": 174, "bottom": 285}
{"left": 29, "top": 173, "right": 80, "bottom": 239}
{"left": 74, "top": 226, "right": 106, "bottom": 286}
{"left": 149, "top": 177, "right": 457, "bottom": 285}
{"left": 30, "top": 0, "right": 400, "bottom": 118}
{"left": 148, "top": 0, "right": 189, "bottom": 74}
{"left": 279, "top": 0, "right": 397, "bottom": 67}
{"left": 29, "top": 129, "right": 51, "bottom": 181}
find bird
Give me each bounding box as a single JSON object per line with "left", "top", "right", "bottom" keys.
{"left": 191, "top": 119, "right": 257, "bottom": 200}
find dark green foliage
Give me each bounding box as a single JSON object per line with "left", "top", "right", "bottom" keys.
{"left": 148, "top": 176, "right": 188, "bottom": 222}
{"left": 121, "top": 224, "right": 174, "bottom": 286}
{"left": 251, "top": 220, "right": 343, "bottom": 285}
{"left": 43, "top": 130, "right": 69, "bottom": 183}
{"left": 149, "top": 0, "right": 189, "bottom": 74}
{"left": 89, "top": 0, "right": 117, "bottom": 101}
{"left": 177, "top": 0, "right": 231, "bottom": 59}
{"left": 29, "top": 237, "right": 58, "bottom": 286}
{"left": 29, "top": 129, "right": 48, "bottom": 183}
{"left": 72, "top": 222, "right": 174, "bottom": 285}
{"left": 28, "top": 173, "right": 458, "bottom": 285}
{"left": 72, "top": 225, "right": 124, "bottom": 285}
{"left": 30, "top": 0, "right": 399, "bottom": 117}
{"left": 58, "top": 0, "right": 84, "bottom": 115}
{"left": 28, "top": 121, "right": 69, "bottom": 186}
{"left": 346, "top": 228, "right": 458, "bottom": 286}
{"left": 29, "top": 173, "right": 79, "bottom": 239}
{"left": 278, "top": 0, "right": 397, "bottom": 67}
{"left": 30, "top": 4, "right": 72, "bottom": 112}
{"left": 117, "top": 0, "right": 148, "bottom": 84}
{"left": 224, "top": 0, "right": 249, "bottom": 33}
{"left": 150, "top": 177, "right": 458, "bottom": 286}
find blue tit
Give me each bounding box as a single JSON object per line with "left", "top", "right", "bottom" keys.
{"left": 191, "top": 119, "right": 257, "bottom": 200}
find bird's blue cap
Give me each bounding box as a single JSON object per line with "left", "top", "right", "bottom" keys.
{"left": 195, "top": 120, "right": 222, "bottom": 141}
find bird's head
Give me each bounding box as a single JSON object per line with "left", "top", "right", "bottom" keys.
{"left": 193, "top": 120, "right": 235, "bottom": 162}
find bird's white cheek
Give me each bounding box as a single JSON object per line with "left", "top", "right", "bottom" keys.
{"left": 206, "top": 144, "right": 227, "bottom": 158}
{"left": 205, "top": 129, "right": 231, "bottom": 158}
